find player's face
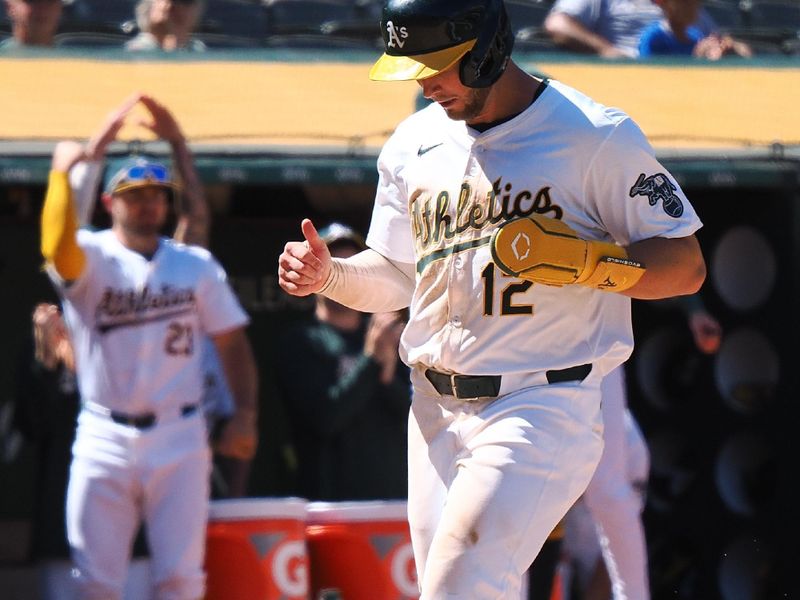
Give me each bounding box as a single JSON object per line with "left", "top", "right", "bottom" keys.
{"left": 660, "top": 0, "right": 701, "bottom": 29}
{"left": 418, "top": 63, "right": 491, "bottom": 125}
{"left": 9, "top": 0, "right": 62, "bottom": 36}
{"left": 111, "top": 186, "right": 169, "bottom": 237}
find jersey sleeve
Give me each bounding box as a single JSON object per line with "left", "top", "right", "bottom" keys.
{"left": 196, "top": 255, "right": 250, "bottom": 335}
{"left": 584, "top": 117, "right": 702, "bottom": 245}
{"left": 41, "top": 170, "right": 87, "bottom": 282}
{"left": 549, "top": 0, "right": 600, "bottom": 28}
{"left": 366, "top": 132, "right": 417, "bottom": 264}
{"left": 638, "top": 24, "right": 660, "bottom": 57}
{"left": 68, "top": 160, "right": 103, "bottom": 227}
{"left": 45, "top": 228, "right": 100, "bottom": 295}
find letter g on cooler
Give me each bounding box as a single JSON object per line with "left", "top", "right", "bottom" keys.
{"left": 272, "top": 539, "right": 309, "bottom": 597}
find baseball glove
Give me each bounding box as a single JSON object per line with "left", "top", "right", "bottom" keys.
{"left": 490, "top": 215, "right": 646, "bottom": 292}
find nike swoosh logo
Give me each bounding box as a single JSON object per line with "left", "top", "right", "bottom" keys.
{"left": 417, "top": 143, "right": 443, "bottom": 157}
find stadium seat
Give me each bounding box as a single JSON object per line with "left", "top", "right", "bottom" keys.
{"left": 200, "top": 0, "right": 271, "bottom": 42}
{"left": 734, "top": 0, "right": 800, "bottom": 53}
{"left": 54, "top": 32, "right": 130, "bottom": 48}
{"left": 263, "top": 33, "right": 378, "bottom": 50}
{"left": 703, "top": 0, "right": 745, "bottom": 30}
{"left": 263, "top": 0, "right": 358, "bottom": 36}
{"left": 61, "top": 0, "right": 138, "bottom": 35}
{"left": 192, "top": 33, "right": 266, "bottom": 49}
{"left": 505, "top": 0, "right": 551, "bottom": 36}
{"left": 743, "top": 0, "right": 800, "bottom": 29}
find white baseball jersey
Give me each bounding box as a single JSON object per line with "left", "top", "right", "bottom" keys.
{"left": 367, "top": 79, "right": 702, "bottom": 379}
{"left": 48, "top": 229, "right": 249, "bottom": 415}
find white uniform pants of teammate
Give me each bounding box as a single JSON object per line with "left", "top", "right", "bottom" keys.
{"left": 407, "top": 366, "right": 604, "bottom": 599}
{"left": 39, "top": 558, "right": 151, "bottom": 600}
{"left": 66, "top": 409, "right": 211, "bottom": 600}
{"left": 564, "top": 365, "right": 651, "bottom": 600}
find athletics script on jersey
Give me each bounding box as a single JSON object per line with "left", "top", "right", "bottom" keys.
{"left": 95, "top": 284, "right": 196, "bottom": 334}
{"left": 411, "top": 177, "right": 563, "bottom": 272}
{"left": 412, "top": 178, "right": 563, "bottom": 249}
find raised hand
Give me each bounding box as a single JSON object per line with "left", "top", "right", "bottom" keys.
{"left": 84, "top": 92, "right": 143, "bottom": 161}
{"left": 278, "top": 219, "right": 333, "bottom": 296}
{"left": 137, "top": 94, "right": 185, "bottom": 145}
{"left": 51, "top": 141, "right": 88, "bottom": 173}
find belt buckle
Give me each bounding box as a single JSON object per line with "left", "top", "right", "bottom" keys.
{"left": 450, "top": 373, "right": 462, "bottom": 400}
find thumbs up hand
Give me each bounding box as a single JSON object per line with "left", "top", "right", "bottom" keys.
{"left": 278, "top": 219, "right": 333, "bottom": 296}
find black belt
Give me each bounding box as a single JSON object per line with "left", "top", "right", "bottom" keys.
{"left": 107, "top": 404, "right": 198, "bottom": 430}
{"left": 424, "top": 364, "right": 592, "bottom": 400}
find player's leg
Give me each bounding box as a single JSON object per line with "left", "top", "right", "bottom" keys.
{"left": 562, "top": 498, "right": 605, "bottom": 596}
{"left": 406, "top": 384, "right": 453, "bottom": 588}
{"left": 624, "top": 408, "right": 650, "bottom": 506}
{"left": 411, "top": 376, "right": 604, "bottom": 599}
{"left": 66, "top": 413, "right": 142, "bottom": 599}
{"left": 141, "top": 415, "right": 210, "bottom": 600}
{"left": 582, "top": 365, "right": 650, "bottom": 600}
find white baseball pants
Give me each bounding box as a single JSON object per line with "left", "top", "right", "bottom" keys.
{"left": 66, "top": 409, "right": 210, "bottom": 600}
{"left": 580, "top": 364, "right": 651, "bottom": 600}
{"left": 407, "top": 367, "right": 604, "bottom": 599}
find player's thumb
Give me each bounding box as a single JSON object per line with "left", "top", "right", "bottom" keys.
{"left": 301, "top": 219, "right": 328, "bottom": 256}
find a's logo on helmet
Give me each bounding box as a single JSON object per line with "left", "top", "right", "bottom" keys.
{"left": 386, "top": 21, "right": 408, "bottom": 48}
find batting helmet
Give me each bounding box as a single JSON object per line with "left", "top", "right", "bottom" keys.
{"left": 369, "top": 0, "right": 514, "bottom": 88}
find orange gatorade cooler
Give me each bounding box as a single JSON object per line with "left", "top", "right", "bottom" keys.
{"left": 205, "top": 497, "right": 309, "bottom": 600}
{"left": 306, "top": 500, "right": 419, "bottom": 600}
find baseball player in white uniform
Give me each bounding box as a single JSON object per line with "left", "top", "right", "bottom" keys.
{"left": 562, "top": 369, "right": 652, "bottom": 598}
{"left": 568, "top": 364, "right": 652, "bottom": 599}
{"left": 40, "top": 143, "right": 258, "bottom": 599}
{"left": 278, "top": 0, "right": 706, "bottom": 597}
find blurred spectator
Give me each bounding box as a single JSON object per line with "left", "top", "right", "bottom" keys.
{"left": 639, "top": 0, "right": 752, "bottom": 59}
{"left": 12, "top": 303, "right": 152, "bottom": 600}
{"left": 543, "top": 0, "right": 715, "bottom": 58}
{"left": 0, "top": 0, "right": 62, "bottom": 48}
{"left": 273, "top": 223, "right": 410, "bottom": 502}
{"left": 125, "top": 0, "right": 206, "bottom": 52}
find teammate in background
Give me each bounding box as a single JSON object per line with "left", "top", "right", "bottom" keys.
{"left": 639, "top": 0, "right": 752, "bottom": 59}
{"left": 562, "top": 296, "right": 722, "bottom": 600}
{"left": 125, "top": 0, "right": 207, "bottom": 52}
{"left": 66, "top": 92, "right": 251, "bottom": 497}
{"left": 277, "top": 0, "right": 706, "bottom": 597}
{"left": 12, "top": 304, "right": 152, "bottom": 600}
{"left": 543, "top": 0, "right": 716, "bottom": 58}
{"left": 274, "top": 223, "right": 409, "bottom": 502}
{"left": 560, "top": 398, "right": 651, "bottom": 600}
{"left": 0, "top": 0, "right": 62, "bottom": 49}
{"left": 40, "top": 138, "right": 258, "bottom": 598}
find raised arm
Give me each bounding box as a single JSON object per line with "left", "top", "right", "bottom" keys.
{"left": 138, "top": 95, "right": 209, "bottom": 247}
{"left": 278, "top": 218, "right": 415, "bottom": 312}
{"left": 41, "top": 142, "right": 89, "bottom": 281}
{"left": 67, "top": 93, "right": 144, "bottom": 225}
{"left": 543, "top": 11, "right": 629, "bottom": 58}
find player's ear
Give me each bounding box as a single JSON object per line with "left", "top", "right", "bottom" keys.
{"left": 100, "top": 193, "right": 114, "bottom": 214}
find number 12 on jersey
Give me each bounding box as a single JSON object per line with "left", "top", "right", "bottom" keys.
{"left": 481, "top": 263, "right": 534, "bottom": 316}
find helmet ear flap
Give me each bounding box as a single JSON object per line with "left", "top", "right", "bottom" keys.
{"left": 458, "top": 1, "right": 514, "bottom": 88}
